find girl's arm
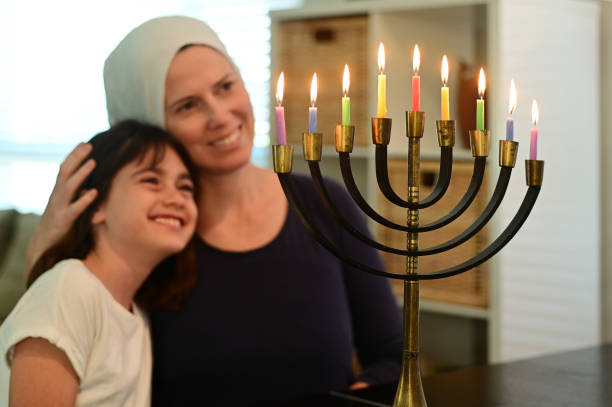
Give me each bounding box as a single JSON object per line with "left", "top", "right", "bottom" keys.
{"left": 9, "top": 337, "right": 79, "bottom": 407}
{"left": 26, "top": 143, "right": 97, "bottom": 277}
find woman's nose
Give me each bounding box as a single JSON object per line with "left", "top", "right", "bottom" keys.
{"left": 206, "top": 98, "right": 231, "bottom": 128}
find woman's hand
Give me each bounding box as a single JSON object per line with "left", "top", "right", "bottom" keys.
{"left": 348, "top": 381, "right": 370, "bottom": 391}
{"left": 25, "top": 143, "right": 97, "bottom": 276}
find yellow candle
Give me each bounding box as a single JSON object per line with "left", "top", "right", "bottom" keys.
{"left": 377, "top": 42, "right": 387, "bottom": 118}
{"left": 441, "top": 55, "right": 450, "bottom": 120}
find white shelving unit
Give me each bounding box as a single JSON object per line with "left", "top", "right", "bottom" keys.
{"left": 271, "top": 0, "right": 602, "bottom": 366}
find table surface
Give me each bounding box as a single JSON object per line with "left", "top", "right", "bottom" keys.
{"left": 283, "top": 343, "right": 612, "bottom": 407}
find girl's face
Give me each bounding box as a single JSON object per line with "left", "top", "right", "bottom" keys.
{"left": 164, "top": 46, "right": 254, "bottom": 175}
{"left": 92, "top": 147, "right": 198, "bottom": 261}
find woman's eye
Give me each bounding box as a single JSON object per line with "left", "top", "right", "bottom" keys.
{"left": 221, "top": 81, "right": 233, "bottom": 92}
{"left": 177, "top": 101, "right": 195, "bottom": 112}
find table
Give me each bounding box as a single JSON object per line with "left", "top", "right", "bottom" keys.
{"left": 282, "top": 343, "right": 612, "bottom": 406}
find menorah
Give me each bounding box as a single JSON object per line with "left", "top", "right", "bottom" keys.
{"left": 271, "top": 111, "right": 544, "bottom": 406}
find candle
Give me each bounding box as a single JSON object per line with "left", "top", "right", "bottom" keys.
{"left": 377, "top": 43, "right": 387, "bottom": 118}
{"left": 275, "top": 72, "right": 287, "bottom": 145}
{"left": 412, "top": 45, "right": 421, "bottom": 112}
{"left": 506, "top": 79, "right": 517, "bottom": 141}
{"left": 476, "top": 68, "right": 486, "bottom": 130}
{"left": 441, "top": 55, "right": 449, "bottom": 120}
{"left": 342, "top": 64, "right": 351, "bottom": 125}
{"left": 530, "top": 100, "right": 539, "bottom": 160}
{"left": 309, "top": 73, "right": 318, "bottom": 133}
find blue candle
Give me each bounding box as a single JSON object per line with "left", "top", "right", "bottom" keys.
{"left": 506, "top": 79, "right": 517, "bottom": 141}
{"left": 309, "top": 73, "right": 318, "bottom": 133}
{"left": 506, "top": 117, "right": 514, "bottom": 141}
{"left": 308, "top": 107, "right": 317, "bottom": 133}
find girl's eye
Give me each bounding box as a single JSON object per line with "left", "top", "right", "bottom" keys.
{"left": 179, "top": 183, "right": 194, "bottom": 193}
{"left": 142, "top": 177, "right": 160, "bottom": 185}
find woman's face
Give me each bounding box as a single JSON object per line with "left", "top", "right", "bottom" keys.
{"left": 164, "top": 46, "right": 254, "bottom": 175}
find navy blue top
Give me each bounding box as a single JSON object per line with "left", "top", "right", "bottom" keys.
{"left": 151, "top": 174, "right": 402, "bottom": 406}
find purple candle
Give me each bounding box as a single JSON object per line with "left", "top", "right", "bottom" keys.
{"left": 275, "top": 73, "right": 287, "bottom": 145}
{"left": 529, "top": 100, "right": 539, "bottom": 160}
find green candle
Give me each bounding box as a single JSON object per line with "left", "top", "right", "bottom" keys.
{"left": 342, "top": 64, "right": 351, "bottom": 125}
{"left": 476, "top": 98, "right": 484, "bottom": 130}
{"left": 476, "top": 68, "right": 486, "bottom": 130}
{"left": 342, "top": 96, "right": 351, "bottom": 125}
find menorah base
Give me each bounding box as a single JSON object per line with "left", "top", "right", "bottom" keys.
{"left": 393, "top": 353, "right": 427, "bottom": 407}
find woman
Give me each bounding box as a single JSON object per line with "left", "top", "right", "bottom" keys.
{"left": 27, "top": 16, "right": 402, "bottom": 406}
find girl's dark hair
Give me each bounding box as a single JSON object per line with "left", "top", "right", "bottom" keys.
{"left": 28, "top": 120, "right": 199, "bottom": 311}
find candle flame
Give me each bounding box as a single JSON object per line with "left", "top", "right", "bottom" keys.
{"left": 276, "top": 72, "right": 284, "bottom": 106}
{"left": 478, "top": 68, "right": 486, "bottom": 98}
{"left": 378, "top": 42, "right": 385, "bottom": 74}
{"left": 441, "top": 55, "right": 449, "bottom": 86}
{"left": 310, "top": 73, "right": 317, "bottom": 106}
{"left": 342, "top": 64, "right": 350, "bottom": 97}
{"left": 532, "top": 99, "right": 539, "bottom": 126}
{"left": 413, "top": 45, "right": 420, "bottom": 74}
{"left": 508, "top": 79, "right": 517, "bottom": 115}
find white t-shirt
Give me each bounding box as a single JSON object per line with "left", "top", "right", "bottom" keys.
{"left": 0, "top": 259, "right": 152, "bottom": 407}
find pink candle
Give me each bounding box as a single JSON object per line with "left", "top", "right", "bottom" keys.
{"left": 275, "top": 73, "right": 287, "bottom": 145}
{"left": 529, "top": 127, "right": 538, "bottom": 160}
{"left": 412, "top": 45, "right": 421, "bottom": 111}
{"left": 529, "top": 100, "right": 539, "bottom": 160}
{"left": 276, "top": 106, "right": 287, "bottom": 145}
{"left": 412, "top": 76, "right": 420, "bottom": 112}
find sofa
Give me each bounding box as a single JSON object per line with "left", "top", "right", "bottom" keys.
{"left": 0, "top": 210, "right": 40, "bottom": 323}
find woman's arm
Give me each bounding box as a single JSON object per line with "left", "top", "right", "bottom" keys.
{"left": 25, "top": 143, "right": 97, "bottom": 276}
{"left": 9, "top": 337, "right": 79, "bottom": 407}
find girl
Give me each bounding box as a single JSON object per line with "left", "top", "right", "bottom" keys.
{"left": 0, "top": 120, "right": 198, "bottom": 406}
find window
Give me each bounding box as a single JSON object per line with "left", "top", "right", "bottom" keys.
{"left": 0, "top": 0, "right": 300, "bottom": 213}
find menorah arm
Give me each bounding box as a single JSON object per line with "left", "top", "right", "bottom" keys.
{"left": 339, "top": 153, "right": 486, "bottom": 233}
{"left": 419, "top": 185, "right": 541, "bottom": 280}
{"left": 417, "top": 166, "right": 512, "bottom": 255}
{"left": 309, "top": 162, "right": 422, "bottom": 256}
{"left": 375, "top": 145, "right": 453, "bottom": 209}
{"left": 278, "top": 172, "right": 397, "bottom": 280}
{"left": 278, "top": 171, "right": 540, "bottom": 281}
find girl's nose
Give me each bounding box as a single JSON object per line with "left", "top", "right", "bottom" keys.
{"left": 162, "top": 186, "right": 186, "bottom": 208}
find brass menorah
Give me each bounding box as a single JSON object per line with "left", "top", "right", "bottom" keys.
{"left": 272, "top": 112, "right": 544, "bottom": 407}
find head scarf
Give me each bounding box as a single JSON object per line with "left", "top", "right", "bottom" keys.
{"left": 104, "top": 15, "right": 233, "bottom": 128}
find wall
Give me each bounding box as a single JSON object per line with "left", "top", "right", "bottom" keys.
{"left": 602, "top": 0, "right": 612, "bottom": 342}
{"left": 494, "top": 0, "right": 601, "bottom": 361}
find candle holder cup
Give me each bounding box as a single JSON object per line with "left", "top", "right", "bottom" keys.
{"left": 336, "top": 124, "right": 355, "bottom": 153}
{"left": 372, "top": 117, "right": 392, "bottom": 145}
{"left": 303, "top": 132, "right": 323, "bottom": 161}
{"left": 272, "top": 108, "right": 543, "bottom": 407}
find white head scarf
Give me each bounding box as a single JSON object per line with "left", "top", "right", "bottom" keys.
{"left": 104, "top": 15, "right": 233, "bottom": 128}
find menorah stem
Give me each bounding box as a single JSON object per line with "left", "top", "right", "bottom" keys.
{"left": 394, "top": 114, "right": 427, "bottom": 407}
